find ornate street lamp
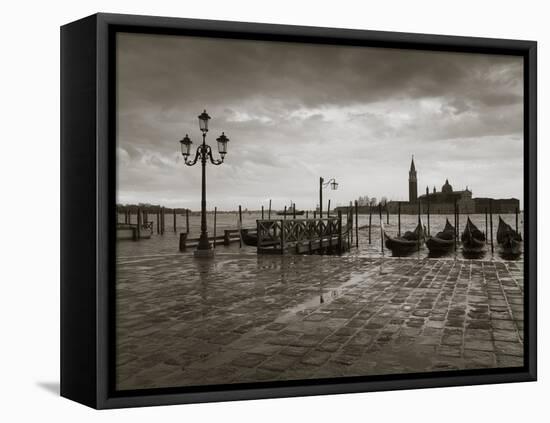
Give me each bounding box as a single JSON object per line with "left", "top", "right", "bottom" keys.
{"left": 179, "top": 110, "right": 229, "bottom": 257}
{"left": 180, "top": 134, "right": 192, "bottom": 157}
{"left": 319, "top": 177, "right": 338, "bottom": 218}
{"left": 216, "top": 132, "right": 229, "bottom": 158}
{"left": 198, "top": 109, "right": 210, "bottom": 132}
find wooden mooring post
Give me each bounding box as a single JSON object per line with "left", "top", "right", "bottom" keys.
{"left": 283, "top": 205, "right": 287, "bottom": 220}
{"left": 161, "top": 207, "right": 165, "bottom": 235}
{"left": 329, "top": 213, "right": 334, "bottom": 252}
{"left": 458, "top": 205, "right": 461, "bottom": 239}
{"left": 337, "top": 210, "right": 343, "bottom": 254}
{"left": 293, "top": 203, "right": 296, "bottom": 219}
{"left": 427, "top": 201, "right": 430, "bottom": 236}
{"left": 349, "top": 202, "right": 353, "bottom": 246}
{"left": 238, "top": 205, "right": 243, "bottom": 248}
{"left": 386, "top": 202, "right": 389, "bottom": 225}
{"left": 319, "top": 177, "right": 323, "bottom": 218}
{"left": 454, "top": 199, "right": 458, "bottom": 239}
{"left": 186, "top": 209, "right": 190, "bottom": 234}
{"left": 268, "top": 199, "right": 272, "bottom": 219}
{"left": 398, "top": 202, "right": 401, "bottom": 236}
{"left": 368, "top": 205, "right": 372, "bottom": 244}
{"left": 485, "top": 207, "right": 489, "bottom": 244}
{"left": 355, "top": 200, "right": 359, "bottom": 248}
{"left": 213, "top": 207, "right": 217, "bottom": 249}
{"left": 173, "top": 209, "right": 176, "bottom": 232}
{"left": 136, "top": 207, "right": 141, "bottom": 240}
{"left": 417, "top": 201, "right": 421, "bottom": 251}
{"left": 453, "top": 200, "right": 458, "bottom": 251}
{"left": 261, "top": 205, "right": 264, "bottom": 219}
{"left": 379, "top": 203, "right": 384, "bottom": 254}
{"left": 306, "top": 210, "right": 309, "bottom": 219}
{"left": 156, "top": 210, "right": 160, "bottom": 234}
{"left": 327, "top": 200, "right": 331, "bottom": 218}
{"left": 490, "top": 200, "right": 494, "bottom": 254}
{"left": 313, "top": 210, "right": 317, "bottom": 219}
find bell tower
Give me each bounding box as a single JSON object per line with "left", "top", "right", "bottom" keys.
{"left": 409, "top": 156, "right": 417, "bottom": 203}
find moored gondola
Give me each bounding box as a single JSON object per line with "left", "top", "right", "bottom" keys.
{"left": 426, "top": 219, "right": 455, "bottom": 255}
{"left": 241, "top": 228, "right": 281, "bottom": 247}
{"left": 497, "top": 216, "right": 522, "bottom": 256}
{"left": 241, "top": 228, "right": 258, "bottom": 246}
{"left": 461, "top": 218, "right": 486, "bottom": 255}
{"left": 384, "top": 222, "right": 426, "bottom": 256}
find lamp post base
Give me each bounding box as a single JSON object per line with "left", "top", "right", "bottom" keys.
{"left": 193, "top": 248, "right": 214, "bottom": 258}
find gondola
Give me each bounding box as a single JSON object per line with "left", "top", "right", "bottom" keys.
{"left": 240, "top": 228, "right": 281, "bottom": 247}
{"left": 240, "top": 228, "right": 258, "bottom": 246}
{"left": 461, "top": 218, "right": 486, "bottom": 255}
{"left": 384, "top": 222, "right": 426, "bottom": 256}
{"left": 497, "top": 216, "right": 522, "bottom": 256}
{"left": 426, "top": 219, "right": 455, "bottom": 254}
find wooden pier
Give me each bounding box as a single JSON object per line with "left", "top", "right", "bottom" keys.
{"left": 117, "top": 203, "right": 361, "bottom": 256}
{"left": 116, "top": 222, "right": 153, "bottom": 241}
{"left": 179, "top": 229, "right": 242, "bottom": 251}
{"left": 256, "top": 213, "right": 351, "bottom": 255}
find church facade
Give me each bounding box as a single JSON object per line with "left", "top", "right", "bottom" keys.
{"left": 417, "top": 178, "right": 476, "bottom": 214}
{"left": 387, "top": 157, "right": 519, "bottom": 214}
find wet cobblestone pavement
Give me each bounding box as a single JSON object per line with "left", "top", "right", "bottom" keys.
{"left": 116, "top": 251, "right": 524, "bottom": 390}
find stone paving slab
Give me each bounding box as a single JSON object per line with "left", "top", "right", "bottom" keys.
{"left": 116, "top": 253, "right": 524, "bottom": 390}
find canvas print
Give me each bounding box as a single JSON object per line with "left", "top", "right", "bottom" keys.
{"left": 115, "top": 32, "right": 524, "bottom": 391}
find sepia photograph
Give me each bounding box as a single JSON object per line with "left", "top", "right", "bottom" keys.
{"left": 114, "top": 31, "right": 525, "bottom": 391}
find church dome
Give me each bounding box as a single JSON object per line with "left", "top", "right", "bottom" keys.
{"left": 442, "top": 179, "right": 453, "bottom": 193}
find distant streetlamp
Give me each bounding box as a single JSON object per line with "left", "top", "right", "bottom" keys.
{"left": 319, "top": 177, "right": 338, "bottom": 218}
{"left": 179, "top": 110, "right": 229, "bottom": 257}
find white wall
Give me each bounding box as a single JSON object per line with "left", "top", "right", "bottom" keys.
{"left": 0, "top": 0, "right": 546, "bottom": 421}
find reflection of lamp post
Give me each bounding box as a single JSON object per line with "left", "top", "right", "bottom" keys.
{"left": 179, "top": 110, "right": 229, "bottom": 257}
{"left": 319, "top": 177, "right": 338, "bottom": 218}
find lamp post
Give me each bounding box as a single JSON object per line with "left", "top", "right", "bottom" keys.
{"left": 319, "top": 177, "right": 338, "bottom": 218}
{"left": 179, "top": 110, "right": 229, "bottom": 257}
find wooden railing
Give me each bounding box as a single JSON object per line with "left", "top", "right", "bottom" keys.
{"left": 178, "top": 229, "right": 245, "bottom": 251}
{"left": 116, "top": 222, "right": 153, "bottom": 241}
{"left": 257, "top": 212, "right": 351, "bottom": 254}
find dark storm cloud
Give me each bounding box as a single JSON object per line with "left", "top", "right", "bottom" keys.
{"left": 118, "top": 33, "right": 522, "bottom": 110}
{"left": 116, "top": 32, "right": 523, "bottom": 209}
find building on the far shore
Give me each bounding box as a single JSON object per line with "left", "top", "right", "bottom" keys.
{"left": 415, "top": 179, "right": 476, "bottom": 214}
{"left": 383, "top": 157, "right": 520, "bottom": 214}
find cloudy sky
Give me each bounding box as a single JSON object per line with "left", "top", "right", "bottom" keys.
{"left": 116, "top": 32, "right": 523, "bottom": 211}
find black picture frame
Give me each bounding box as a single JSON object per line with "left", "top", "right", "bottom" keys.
{"left": 60, "top": 12, "right": 537, "bottom": 409}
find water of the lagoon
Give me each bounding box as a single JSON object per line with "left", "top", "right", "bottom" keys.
{"left": 116, "top": 211, "right": 524, "bottom": 262}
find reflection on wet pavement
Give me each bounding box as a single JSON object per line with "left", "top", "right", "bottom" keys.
{"left": 116, "top": 249, "right": 524, "bottom": 390}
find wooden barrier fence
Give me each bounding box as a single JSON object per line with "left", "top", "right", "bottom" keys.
{"left": 256, "top": 215, "right": 350, "bottom": 255}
